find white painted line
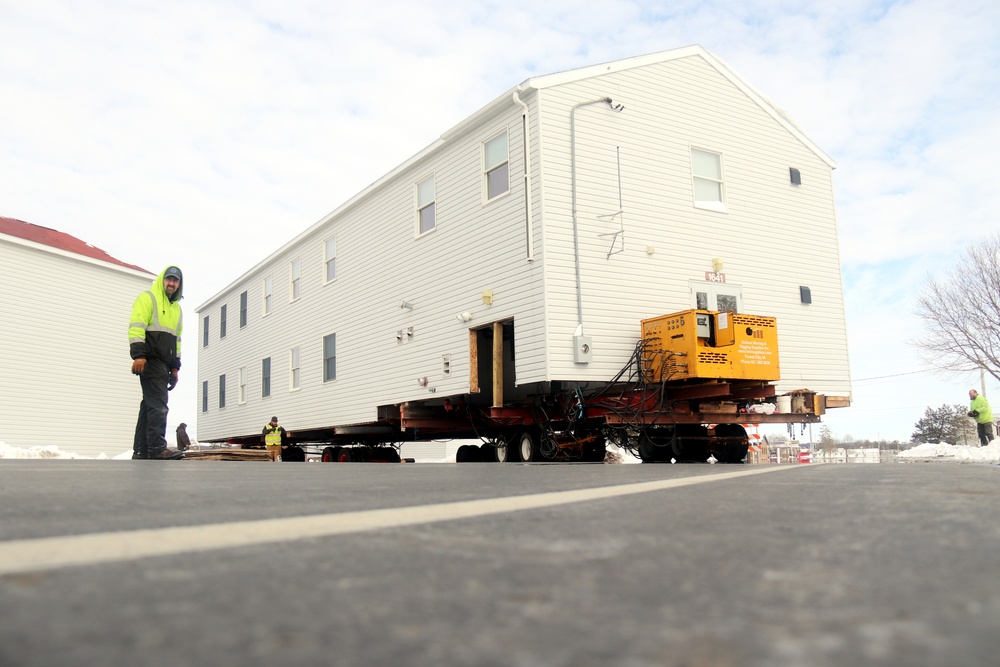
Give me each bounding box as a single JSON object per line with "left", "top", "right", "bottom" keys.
{"left": 0, "top": 466, "right": 796, "bottom": 575}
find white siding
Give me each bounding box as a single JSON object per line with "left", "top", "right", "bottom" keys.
{"left": 535, "top": 54, "right": 851, "bottom": 397}
{"left": 197, "top": 102, "right": 551, "bottom": 441}
{"left": 196, "top": 48, "right": 852, "bottom": 442}
{"left": 0, "top": 237, "right": 153, "bottom": 457}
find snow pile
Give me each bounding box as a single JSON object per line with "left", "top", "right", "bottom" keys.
{"left": 895, "top": 441, "right": 1000, "bottom": 463}
{"left": 0, "top": 441, "right": 110, "bottom": 459}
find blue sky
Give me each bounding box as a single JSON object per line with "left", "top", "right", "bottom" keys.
{"left": 2, "top": 0, "right": 998, "bottom": 442}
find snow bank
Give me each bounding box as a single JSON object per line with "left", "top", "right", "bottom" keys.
{"left": 895, "top": 441, "right": 1000, "bottom": 463}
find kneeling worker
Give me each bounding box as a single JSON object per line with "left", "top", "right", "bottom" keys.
{"left": 262, "top": 416, "right": 287, "bottom": 461}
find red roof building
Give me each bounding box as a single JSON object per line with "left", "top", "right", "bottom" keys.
{"left": 0, "top": 215, "right": 150, "bottom": 274}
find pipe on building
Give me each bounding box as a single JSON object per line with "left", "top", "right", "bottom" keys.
{"left": 513, "top": 87, "right": 534, "bottom": 261}
{"left": 570, "top": 97, "right": 616, "bottom": 329}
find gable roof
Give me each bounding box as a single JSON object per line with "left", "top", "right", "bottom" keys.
{"left": 522, "top": 45, "right": 836, "bottom": 169}
{"left": 0, "top": 216, "right": 151, "bottom": 274}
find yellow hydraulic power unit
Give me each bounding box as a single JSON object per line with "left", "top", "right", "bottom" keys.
{"left": 641, "top": 309, "right": 780, "bottom": 382}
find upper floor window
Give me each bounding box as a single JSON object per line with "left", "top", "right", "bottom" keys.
{"left": 240, "top": 291, "right": 248, "bottom": 328}
{"left": 238, "top": 366, "right": 247, "bottom": 404}
{"left": 323, "top": 333, "right": 337, "bottom": 382}
{"left": 202, "top": 315, "right": 209, "bottom": 348}
{"left": 263, "top": 275, "right": 273, "bottom": 315}
{"left": 220, "top": 304, "right": 227, "bottom": 339}
{"left": 484, "top": 130, "right": 509, "bottom": 200}
{"left": 262, "top": 357, "right": 271, "bottom": 398}
{"left": 691, "top": 148, "right": 726, "bottom": 212}
{"left": 416, "top": 175, "right": 436, "bottom": 236}
{"left": 290, "top": 347, "right": 301, "bottom": 390}
{"left": 290, "top": 259, "right": 301, "bottom": 301}
{"left": 324, "top": 236, "right": 337, "bottom": 283}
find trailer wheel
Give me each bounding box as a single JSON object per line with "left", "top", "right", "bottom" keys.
{"left": 334, "top": 448, "right": 353, "bottom": 463}
{"left": 712, "top": 424, "right": 749, "bottom": 463}
{"left": 582, "top": 438, "right": 607, "bottom": 463}
{"left": 456, "top": 444, "right": 481, "bottom": 462}
{"left": 321, "top": 446, "right": 342, "bottom": 462}
{"left": 513, "top": 431, "right": 541, "bottom": 462}
{"left": 480, "top": 444, "right": 498, "bottom": 462}
{"left": 372, "top": 447, "right": 401, "bottom": 463}
{"left": 282, "top": 446, "right": 306, "bottom": 462}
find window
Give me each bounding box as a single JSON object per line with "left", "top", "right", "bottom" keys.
{"left": 290, "top": 347, "right": 300, "bottom": 390}
{"left": 324, "top": 236, "right": 337, "bottom": 283}
{"left": 691, "top": 281, "right": 743, "bottom": 314}
{"left": 239, "top": 366, "right": 247, "bottom": 404}
{"left": 263, "top": 276, "right": 272, "bottom": 315}
{"left": 220, "top": 304, "right": 227, "bottom": 339}
{"left": 416, "top": 175, "right": 436, "bottom": 235}
{"left": 484, "top": 130, "right": 509, "bottom": 200}
{"left": 240, "top": 291, "right": 248, "bottom": 328}
{"left": 203, "top": 316, "right": 209, "bottom": 347}
{"left": 202, "top": 380, "right": 208, "bottom": 413}
{"left": 262, "top": 357, "right": 271, "bottom": 398}
{"left": 218, "top": 374, "right": 226, "bottom": 409}
{"left": 691, "top": 148, "right": 726, "bottom": 211}
{"left": 290, "top": 259, "right": 301, "bottom": 301}
{"left": 323, "top": 334, "right": 337, "bottom": 382}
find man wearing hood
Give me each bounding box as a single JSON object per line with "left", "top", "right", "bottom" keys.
{"left": 129, "top": 266, "right": 184, "bottom": 459}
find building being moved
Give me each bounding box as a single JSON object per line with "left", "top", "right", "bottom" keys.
{"left": 0, "top": 216, "right": 153, "bottom": 457}
{"left": 195, "top": 46, "right": 851, "bottom": 462}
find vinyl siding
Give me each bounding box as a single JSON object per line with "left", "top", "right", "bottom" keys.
{"left": 196, "top": 49, "right": 852, "bottom": 442}
{"left": 197, "top": 101, "right": 551, "bottom": 441}
{"left": 536, "top": 54, "right": 851, "bottom": 396}
{"left": 0, "top": 237, "right": 153, "bottom": 457}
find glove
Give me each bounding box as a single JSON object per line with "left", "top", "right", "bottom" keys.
{"left": 167, "top": 370, "right": 178, "bottom": 391}
{"left": 131, "top": 358, "right": 146, "bottom": 375}
{"left": 968, "top": 410, "right": 979, "bottom": 418}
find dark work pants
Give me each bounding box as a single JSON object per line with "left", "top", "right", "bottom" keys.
{"left": 977, "top": 422, "right": 995, "bottom": 447}
{"left": 133, "top": 358, "right": 171, "bottom": 457}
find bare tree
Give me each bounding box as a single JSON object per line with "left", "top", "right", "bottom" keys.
{"left": 915, "top": 233, "right": 1000, "bottom": 383}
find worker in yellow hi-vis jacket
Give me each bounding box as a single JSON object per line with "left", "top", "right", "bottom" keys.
{"left": 262, "top": 416, "right": 288, "bottom": 461}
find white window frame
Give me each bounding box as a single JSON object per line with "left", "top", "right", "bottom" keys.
{"left": 290, "top": 258, "right": 301, "bottom": 302}
{"left": 324, "top": 236, "right": 337, "bottom": 284}
{"left": 323, "top": 333, "right": 337, "bottom": 383}
{"left": 263, "top": 275, "right": 273, "bottom": 315}
{"left": 238, "top": 366, "right": 247, "bottom": 404}
{"left": 261, "top": 357, "right": 271, "bottom": 398}
{"left": 290, "top": 346, "right": 301, "bottom": 391}
{"left": 690, "top": 280, "right": 743, "bottom": 313}
{"left": 415, "top": 174, "right": 436, "bottom": 237}
{"left": 483, "top": 129, "right": 510, "bottom": 202}
{"left": 690, "top": 147, "right": 727, "bottom": 213}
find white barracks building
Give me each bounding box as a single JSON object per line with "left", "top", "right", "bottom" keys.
{"left": 196, "top": 46, "right": 851, "bottom": 444}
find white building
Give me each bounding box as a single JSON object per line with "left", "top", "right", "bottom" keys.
{"left": 196, "top": 45, "right": 851, "bottom": 443}
{"left": 0, "top": 216, "right": 155, "bottom": 457}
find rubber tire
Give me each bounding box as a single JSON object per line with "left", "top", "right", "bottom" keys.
{"left": 282, "top": 446, "right": 306, "bottom": 462}
{"left": 456, "top": 444, "right": 481, "bottom": 462}
{"left": 479, "top": 444, "right": 498, "bottom": 463}
{"left": 513, "top": 431, "right": 541, "bottom": 463}
{"left": 322, "top": 446, "right": 341, "bottom": 462}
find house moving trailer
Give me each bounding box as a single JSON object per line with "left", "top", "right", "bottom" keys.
{"left": 196, "top": 46, "right": 852, "bottom": 463}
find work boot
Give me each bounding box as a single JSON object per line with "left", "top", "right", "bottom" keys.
{"left": 132, "top": 452, "right": 147, "bottom": 460}
{"left": 148, "top": 448, "right": 184, "bottom": 460}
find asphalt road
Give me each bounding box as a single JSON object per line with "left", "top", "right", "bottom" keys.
{"left": 1, "top": 460, "right": 998, "bottom": 667}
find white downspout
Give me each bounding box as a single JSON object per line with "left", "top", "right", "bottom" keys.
{"left": 513, "top": 87, "right": 533, "bottom": 261}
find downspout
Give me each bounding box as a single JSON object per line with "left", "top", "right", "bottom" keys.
{"left": 513, "top": 87, "right": 533, "bottom": 261}
{"left": 570, "top": 97, "right": 616, "bottom": 331}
